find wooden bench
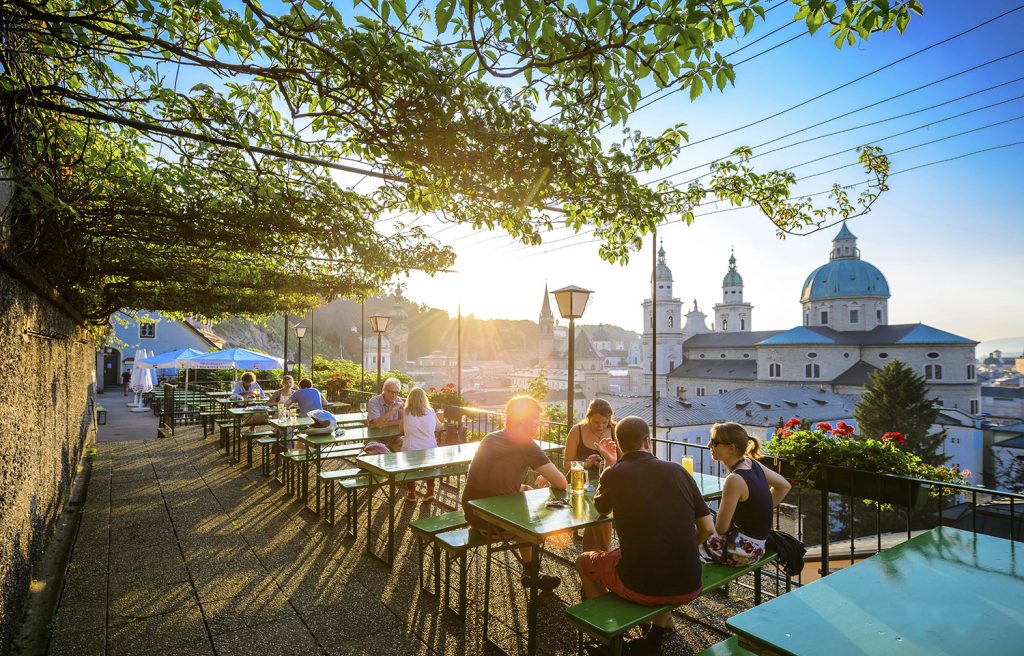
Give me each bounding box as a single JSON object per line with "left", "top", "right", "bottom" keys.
{"left": 337, "top": 467, "right": 457, "bottom": 538}
{"left": 695, "top": 636, "right": 753, "bottom": 656}
{"left": 320, "top": 467, "right": 364, "bottom": 525}
{"left": 409, "top": 510, "right": 468, "bottom": 597}
{"left": 236, "top": 429, "right": 276, "bottom": 468}
{"left": 565, "top": 553, "right": 778, "bottom": 656}
{"left": 281, "top": 444, "right": 365, "bottom": 497}
{"left": 434, "top": 526, "right": 503, "bottom": 618}
{"left": 95, "top": 405, "right": 107, "bottom": 425}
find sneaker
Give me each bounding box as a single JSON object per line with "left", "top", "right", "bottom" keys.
{"left": 520, "top": 572, "right": 561, "bottom": 592}
{"left": 405, "top": 490, "right": 417, "bottom": 501}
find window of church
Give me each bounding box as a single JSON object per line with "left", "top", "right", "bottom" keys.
{"left": 967, "top": 365, "right": 975, "bottom": 380}
{"left": 805, "top": 363, "right": 821, "bottom": 379}
{"left": 844, "top": 352, "right": 850, "bottom": 358}
{"left": 807, "top": 352, "right": 818, "bottom": 359}
{"left": 668, "top": 360, "right": 675, "bottom": 371}
{"left": 850, "top": 309, "right": 859, "bottom": 323}
{"left": 743, "top": 353, "right": 750, "bottom": 359}
{"left": 926, "top": 352, "right": 940, "bottom": 359}
{"left": 804, "top": 314, "right": 809, "bottom": 326}
{"left": 876, "top": 309, "right": 882, "bottom": 321}
{"left": 970, "top": 399, "right": 979, "bottom": 414}
{"left": 769, "top": 363, "right": 781, "bottom": 378}
{"left": 699, "top": 353, "right": 705, "bottom": 358}
{"left": 820, "top": 311, "right": 828, "bottom": 324}
{"left": 740, "top": 319, "right": 745, "bottom": 330}
{"left": 668, "top": 315, "right": 674, "bottom": 328}
{"left": 879, "top": 352, "right": 889, "bottom": 359}
{"left": 696, "top": 387, "right": 705, "bottom": 396}
{"left": 139, "top": 323, "right": 156, "bottom": 339}
{"left": 722, "top": 319, "right": 727, "bottom": 331}
{"left": 925, "top": 364, "right": 943, "bottom": 380}
{"left": 719, "top": 389, "right": 727, "bottom": 394}
{"left": 720, "top": 353, "right": 726, "bottom": 358}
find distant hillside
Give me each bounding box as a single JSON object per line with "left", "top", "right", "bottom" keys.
{"left": 213, "top": 297, "right": 639, "bottom": 367}
{"left": 977, "top": 338, "right": 1024, "bottom": 358}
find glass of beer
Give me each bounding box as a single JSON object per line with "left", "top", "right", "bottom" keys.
{"left": 570, "top": 461, "right": 586, "bottom": 494}
{"left": 681, "top": 456, "right": 694, "bottom": 475}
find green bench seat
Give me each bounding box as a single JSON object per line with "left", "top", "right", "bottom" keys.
{"left": 280, "top": 444, "right": 365, "bottom": 497}
{"left": 95, "top": 405, "right": 107, "bottom": 425}
{"left": 410, "top": 511, "right": 469, "bottom": 597}
{"left": 565, "top": 553, "right": 778, "bottom": 655}
{"left": 434, "top": 527, "right": 502, "bottom": 618}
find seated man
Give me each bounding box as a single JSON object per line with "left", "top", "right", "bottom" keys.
{"left": 577, "top": 416, "right": 714, "bottom": 655}
{"left": 461, "top": 396, "right": 567, "bottom": 591}
{"left": 290, "top": 378, "right": 325, "bottom": 415}
{"left": 368, "top": 377, "right": 403, "bottom": 428}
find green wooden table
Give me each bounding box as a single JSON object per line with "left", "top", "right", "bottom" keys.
{"left": 727, "top": 526, "right": 1024, "bottom": 655}
{"left": 297, "top": 425, "right": 401, "bottom": 513}
{"left": 355, "top": 440, "right": 563, "bottom": 566}
{"left": 468, "top": 473, "right": 725, "bottom": 656}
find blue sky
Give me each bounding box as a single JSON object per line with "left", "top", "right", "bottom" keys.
{"left": 388, "top": 1, "right": 1023, "bottom": 343}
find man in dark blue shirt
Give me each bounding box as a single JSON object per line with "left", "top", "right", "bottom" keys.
{"left": 577, "top": 416, "right": 713, "bottom": 654}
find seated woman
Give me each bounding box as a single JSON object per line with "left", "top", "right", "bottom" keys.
{"left": 232, "top": 372, "right": 264, "bottom": 399}
{"left": 267, "top": 375, "right": 296, "bottom": 406}
{"left": 399, "top": 387, "right": 444, "bottom": 502}
{"left": 699, "top": 422, "right": 792, "bottom": 566}
{"left": 564, "top": 399, "right": 616, "bottom": 552}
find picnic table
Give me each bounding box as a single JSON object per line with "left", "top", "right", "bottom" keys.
{"left": 296, "top": 425, "right": 402, "bottom": 512}
{"left": 727, "top": 526, "right": 1023, "bottom": 655}
{"left": 354, "top": 440, "right": 564, "bottom": 566}
{"left": 468, "top": 473, "right": 726, "bottom": 656}
{"left": 226, "top": 405, "right": 273, "bottom": 461}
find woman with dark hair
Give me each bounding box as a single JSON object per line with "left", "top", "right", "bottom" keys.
{"left": 699, "top": 422, "right": 791, "bottom": 566}
{"left": 564, "top": 398, "right": 616, "bottom": 551}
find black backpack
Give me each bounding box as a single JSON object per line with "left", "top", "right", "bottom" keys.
{"left": 766, "top": 529, "right": 806, "bottom": 577}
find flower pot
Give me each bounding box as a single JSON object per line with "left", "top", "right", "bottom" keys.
{"left": 776, "top": 460, "right": 921, "bottom": 506}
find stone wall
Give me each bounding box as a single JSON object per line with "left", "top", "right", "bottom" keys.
{"left": 0, "top": 257, "right": 97, "bottom": 652}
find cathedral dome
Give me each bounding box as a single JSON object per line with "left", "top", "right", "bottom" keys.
{"left": 722, "top": 251, "right": 742, "bottom": 287}
{"left": 800, "top": 258, "right": 890, "bottom": 302}
{"left": 654, "top": 243, "right": 672, "bottom": 281}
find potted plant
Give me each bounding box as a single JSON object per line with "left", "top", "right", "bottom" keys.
{"left": 765, "top": 418, "right": 970, "bottom": 505}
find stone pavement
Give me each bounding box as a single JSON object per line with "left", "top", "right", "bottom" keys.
{"left": 94, "top": 393, "right": 160, "bottom": 442}
{"left": 47, "top": 425, "right": 770, "bottom": 655}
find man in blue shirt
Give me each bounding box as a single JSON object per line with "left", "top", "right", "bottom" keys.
{"left": 368, "top": 377, "right": 403, "bottom": 428}
{"left": 290, "top": 378, "right": 325, "bottom": 415}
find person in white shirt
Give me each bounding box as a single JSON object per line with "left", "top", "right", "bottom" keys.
{"left": 399, "top": 387, "right": 443, "bottom": 502}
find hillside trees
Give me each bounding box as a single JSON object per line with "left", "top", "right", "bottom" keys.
{"left": 0, "top": 0, "right": 918, "bottom": 321}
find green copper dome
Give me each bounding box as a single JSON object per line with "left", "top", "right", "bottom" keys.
{"left": 722, "top": 250, "right": 742, "bottom": 287}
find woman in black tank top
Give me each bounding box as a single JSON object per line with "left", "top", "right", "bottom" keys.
{"left": 564, "top": 399, "right": 616, "bottom": 551}
{"left": 699, "top": 422, "right": 792, "bottom": 566}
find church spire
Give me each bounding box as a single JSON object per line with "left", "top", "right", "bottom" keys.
{"left": 540, "top": 282, "right": 553, "bottom": 321}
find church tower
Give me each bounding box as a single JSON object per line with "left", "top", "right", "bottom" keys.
{"left": 641, "top": 242, "right": 683, "bottom": 386}
{"left": 713, "top": 249, "right": 753, "bottom": 332}
{"left": 538, "top": 283, "right": 555, "bottom": 362}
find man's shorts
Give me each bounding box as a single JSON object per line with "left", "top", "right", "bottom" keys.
{"left": 577, "top": 549, "right": 702, "bottom": 606}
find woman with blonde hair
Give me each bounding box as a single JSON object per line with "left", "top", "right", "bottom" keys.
{"left": 699, "top": 422, "right": 791, "bottom": 566}
{"left": 399, "top": 387, "right": 443, "bottom": 502}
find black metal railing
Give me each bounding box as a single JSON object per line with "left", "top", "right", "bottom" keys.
{"left": 653, "top": 432, "right": 1024, "bottom": 593}
{"left": 441, "top": 405, "right": 570, "bottom": 447}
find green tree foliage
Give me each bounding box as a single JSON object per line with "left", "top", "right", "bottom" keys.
{"left": 0, "top": 0, "right": 919, "bottom": 321}
{"left": 854, "top": 360, "right": 947, "bottom": 466}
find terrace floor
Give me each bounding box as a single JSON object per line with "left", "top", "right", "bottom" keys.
{"left": 47, "top": 423, "right": 769, "bottom": 656}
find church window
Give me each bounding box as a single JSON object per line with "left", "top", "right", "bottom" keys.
{"left": 879, "top": 352, "right": 889, "bottom": 359}
{"left": 970, "top": 399, "right": 979, "bottom": 414}
{"left": 743, "top": 353, "right": 750, "bottom": 359}
{"left": 804, "top": 314, "right": 809, "bottom": 326}
{"left": 925, "top": 364, "right": 943, "bottom": 380}
{"left": 876, "top": 309, "right": 882, "bottom": 321}
{"left": 719, "top": 389, "right": 727, "bottom": 395}
{"left": 668, "top": 360, "right": 675, "bottom": 371}
{"left": 804, "top": 363, "right": 821, "bottom": 379}
{"left": 699, "top": 353, "right": 705, "bottom": 359}
{"left": 926, "top": 352, "right": 940, "bottom": 359}
{"left": 139, "top": 323, "right": 156, "bottom": 339}
{"left": 844, "top": 352, "right": 850, "bottom": 358}
{"left": 769, "top": 363, "right": 781, "bottom": 378}
{"left": 807, "top": 352, "right": 818, "bottom": 359}
{"left": 696, "top": 387, "right": 706, "bottom": 396}
{"left": 967, "top": 365, "right": 975, "bottom": 380}
{"left": 720, "top": 353, "right": 726, "bottom": 358}
{"left": 722, "top": 319, "right": 728, "bottom": 331}
{"left": 668, "top": 315, "right": 674, "bottom": 328}
{"left": 850, "top": 309, "right": 859, "bottom": 323}
{"left": 820, "top": 311, "right": 828, "bottom": 324}
{"left": 740, "top": 319, "right": 746, "bottom": 330}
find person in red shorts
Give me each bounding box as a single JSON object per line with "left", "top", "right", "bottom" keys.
{"left": 576, "top": 416, "right": 714, "bottom": 655}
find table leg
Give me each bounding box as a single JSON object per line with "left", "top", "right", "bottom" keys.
{"left": 386, "top": 478, "right": 396, "bottom": 565}
{"left": 231, "top": 418, "right": 241, "bottom": 459}
{"left": 365, "top": 478, "right": 376, "bottom": 556}
{"left": 315, "top": 445, "right": 323, "bottom": 514}
{"left": 526, "top": 549, "right": 541, "bottom": 656}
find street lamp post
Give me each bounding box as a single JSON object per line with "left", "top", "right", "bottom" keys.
{"left": 368, "top": 314, "right": 392, "bottom": 392}
{"left": 293, "top": 323, "right": 307, "bottom": 379}
{"left": 551, "top": 285, "right": 593, "bottom": 425}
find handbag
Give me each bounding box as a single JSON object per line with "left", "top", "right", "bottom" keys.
{"left": 765, "top": 529, "right": 806, "bottom": 577}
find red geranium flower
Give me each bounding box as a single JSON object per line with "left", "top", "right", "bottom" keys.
{"left": 816, "top": 422, "right": 833, "bottom": 432}
{"left": 834, "top": 421, "right": 854, "bottom": 436}
{"left": 962, "top": 469, "right": 972, "bottom": 478}
{"left": 784, "top": 417, "right": 801, "bottom": 429}
{"left": 882, "top": 431, "right": 906, "bottom": 445}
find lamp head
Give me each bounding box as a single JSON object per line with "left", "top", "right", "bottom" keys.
{"left": 551, "top": 285, "right": 594, "bottom": 320}
{"left": 369, "top": 314, "right": 392, "bottom": 333}
{"left": 293, "top": 323, "right": 307, "bottom": 339}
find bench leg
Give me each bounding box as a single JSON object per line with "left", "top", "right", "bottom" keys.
{"left": 483, "top": 544, "right": 493, "bottom": 641}
{"left": 755, "top": 567, "right": 763, "bottom": 605}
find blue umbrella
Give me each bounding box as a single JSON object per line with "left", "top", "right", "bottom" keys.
{"left": 138, "top": 347, "right": 208, "bottom": 371}
{"left": 180, "top": 347, "right": 283, "bottom": 371}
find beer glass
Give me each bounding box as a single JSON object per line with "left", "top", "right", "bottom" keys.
{"left": 570, "top": 461, "right": 586, "bottom": 494}
{"left": 681, "top": 456, "right": 694, "bottom": 475}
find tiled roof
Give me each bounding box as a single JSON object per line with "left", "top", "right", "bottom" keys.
{"left": 682, "top": 330, "right": 782, "bottom": 348}
{"left": 574, "top": 330, "right": 603, "bottom": 360}
{"left": 614, "top": 386, "right": 858, "bottom": 428}
{"left": 982, "top": 387, "right": 1024, "bottom": 399}
{"left": 757, "top": 324, "right": 975, "bottom": 347}
{"left": 895, "top": 324, "right": 976, "bottom": 345}
{"left": 830, "top": 360, "right": 878, "bottom": 386}
{"left": 758, "top": 326, "right": 837, "bottom": 345}
{"left": 667, "top": 359, "right": 757, "bottom": 381}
